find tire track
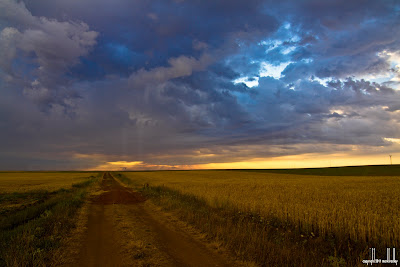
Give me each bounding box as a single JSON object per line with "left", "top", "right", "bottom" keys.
{"left": 76, "top": 172, "right": 233, "bottom": 267}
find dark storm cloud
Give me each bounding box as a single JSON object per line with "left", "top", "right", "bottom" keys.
{"left": 0, "top": 0, "right": 98, "bottom": 114}
{"left": 245, "top": 76, "right": 400, "bottom": 146}
{"left": 265, "top": 0, "right": 398, "bottom": 33}
{"left": 275, "top": 0, "right": 400, "bottom": 80}
{"left": 23, "top": 0, "right": 277, "bottom": 76}
{"left": 1, "top": 0, "right": 400, "bottom": 169}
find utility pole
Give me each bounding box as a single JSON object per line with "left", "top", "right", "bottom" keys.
{"left": 389, "top": 155, "right": 392, "bottom": 165}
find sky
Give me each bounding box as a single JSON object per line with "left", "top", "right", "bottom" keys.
{"left": 0, "top": 0, "right": 400, "bottom": 170}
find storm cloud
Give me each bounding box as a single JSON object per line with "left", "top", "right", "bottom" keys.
{"left": 0, "top": 0, "right": 400, "bottom": 170}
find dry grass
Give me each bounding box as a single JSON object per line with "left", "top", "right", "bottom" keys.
{"left": 51, "top": 181, "right": 101, "bottom": 266}
{"left": 108, "top": 204, "right": 175, "bottom": 266}
{"left": 0, "top": 172, "right": 98, "bottom": 193}
{"left": 122, "top": 170, "right": 400, "bottom": 266}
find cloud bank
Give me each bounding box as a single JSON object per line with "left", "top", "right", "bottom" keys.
{"left": 0, "top": 0, "right": 400, "bottom": 170}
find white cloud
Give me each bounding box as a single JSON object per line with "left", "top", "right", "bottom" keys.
{"left": 260, "top": 61, "right": 292, "bottom": 79}
{"left": 233, "top": 76, "right": 259, "bottom": 88}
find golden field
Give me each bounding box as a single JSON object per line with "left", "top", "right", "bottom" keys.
{"left": 124, "top": 170, "right": 400, "bottom": 248}
{"left": 0, "top": 172, "right": 98, "bottom": 193}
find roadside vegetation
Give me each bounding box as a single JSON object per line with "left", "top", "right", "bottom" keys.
{"left": 118, "top": 166, "right": 400, "bottom": 266}
{"left": 0, "top": 172, "right": 100, "bottom": 266}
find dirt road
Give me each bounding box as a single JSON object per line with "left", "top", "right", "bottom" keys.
{"left": 76, "top": 172, "right": 234, "bottom": 267}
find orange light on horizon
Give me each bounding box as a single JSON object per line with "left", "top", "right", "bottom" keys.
{"left": 82, "top": 151, "right": 399, "bottom": 171}
{"left": 192, "top": 152, "right": 399, "bottom": 169}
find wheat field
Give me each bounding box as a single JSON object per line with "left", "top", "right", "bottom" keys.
{"left": 124, "top": 170, "right": 400, "bottom": 248}
{"left": 0, "top": 172, "right": 98, "bottom": 193}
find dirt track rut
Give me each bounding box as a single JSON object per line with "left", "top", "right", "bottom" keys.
{"left": 76, "top": 172, "right": 232, "bottom": 267}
